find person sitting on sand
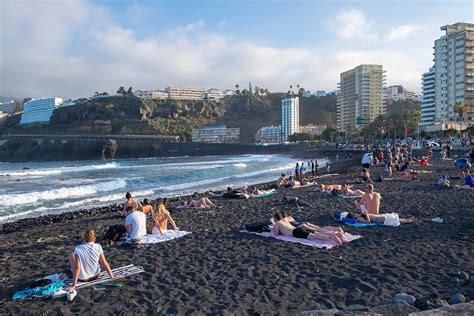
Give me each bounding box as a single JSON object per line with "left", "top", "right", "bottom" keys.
{"left": 287, "top": 176, "right": 300, "bottom": 188}
{"left": 341, "top": 184, "right": 364, "bottom": 197}
{"left": 461, "top": 170, "right": 474, "bottom": 189}
{"left": 419, "top": 156, "right": 430, "bottom": 167}
{"left": 118, "top": 192, "right": 143, "bottom": 217}
{"left": 141, "top": 199, "right": 153, "bottom": 215}
{"left": 149, "top": 198, "right": 179, "bottom": 235}
{"left": 249, "top": 186, "right": 276, "bottom": 196}
{"left": 273, "top": 213, "right": 345, "bottom": 244}
{"left": 67, "top": 229, "right": 121, "bottom": 290}
{"left": 347, "top": 211, "right": 418, "bottom": 226}
{"left": 125, "top": 206, "right": 147, "bottom": 242}
{"left": 277, "top": 173, "right": 288, "bottom": 188}
{"left": 361, "top": 168, "right": 373, "bottom": 184}
{"left": 182, "top": 196, "right": 216, "bottom": 208}
{"left": 358, "top": 184, "right": 380, "bottom": 214}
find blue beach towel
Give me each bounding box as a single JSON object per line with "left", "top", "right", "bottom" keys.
{"left": 13, "top": 281, "right": 66, "bottom": 300}
{"left": 256, "top": 191, "right": 276, "bottom": 198}
{"left": 333, "top": 212, "right": 379, "bottom": 228}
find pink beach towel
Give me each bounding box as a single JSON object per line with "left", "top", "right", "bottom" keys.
{"left": 241, "top": 231, "right": 361, "bottom": 249}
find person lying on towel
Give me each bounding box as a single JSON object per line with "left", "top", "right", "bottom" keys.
{"left": 341, "top": 184, "right": 365, "bottom": 197}
{"left": 148, "top": 198, "right": 180, "bottom": 235}
{"left": 287, "top": 176, "right": 300, "bottom": 188}
{"left": 273, "top": 212, "right": 346, "bottom": 245}
{"left": 182, "top": 196, "right": 215, "bottom": 208}
{"left": 345, "top": 211, "right": 418, "bottom": 226}
{"left": 67, "top": 229, "right": 121, "bottom": 290}
{"left": 249, "top": 186, "right": 276, "bottom": 196}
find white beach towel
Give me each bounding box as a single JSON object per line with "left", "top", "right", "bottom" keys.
{"left": 140, "top": 230, "right": 191, "bottom": 244}
{"left": 241, "top": 231, "right": 361, "bottom": 249}
{"left": 61, "top": 264, "right": 144, "bottom": 292}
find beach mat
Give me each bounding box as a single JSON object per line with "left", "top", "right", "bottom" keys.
{"left": 240, "top": 231, "right": 361, "bottom": 249}
{"left": 250, "top": 191, "right": 276, "bottom": 198}
{"left": 139, "top": 230, "right": 191, "bottom": 244}
{"left": 333, "top": 213, "right": 379, "bottom": 228}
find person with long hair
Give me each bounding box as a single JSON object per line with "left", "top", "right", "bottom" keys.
{"left": 151, "top": 199, "right": 179, "bottom": 235}
{"left": 67, "top": 229, "right": 120, "bottom": 290}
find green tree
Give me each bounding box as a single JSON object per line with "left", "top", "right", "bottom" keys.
{"left": 321, "top": 127, "right": 337, "bottom": 141}
{"left": 235, "top": 84, "right": 240, "bottom": 95}
{"left": 288, "top": 132, "right": 312, "bottom": 142}
{"left": 127, "top": 87, "right": 133, "bottom": 96}
{"left": 455, "top": 100, "right": 469, "bottom": 129}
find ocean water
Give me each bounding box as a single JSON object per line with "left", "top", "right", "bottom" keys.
{"left": 0, "top": 154, "right": 325, "bottom": 224}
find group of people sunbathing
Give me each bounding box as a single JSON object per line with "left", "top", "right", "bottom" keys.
{"left": 277, "top": 173, "right": 315, "bottom": 188}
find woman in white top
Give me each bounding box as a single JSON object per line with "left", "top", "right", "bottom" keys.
{"left": 67, "top": 229, "right": 120, "bottom": 290}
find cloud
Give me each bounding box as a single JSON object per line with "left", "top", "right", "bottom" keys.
{"left": 386, "top": 24, "right": 421, "bottom": 41}
{"left": 0, "top": 1, "right": 428, "bottom": 99}
{"left": 332, "top": 8, "right": 378, "bottom": 41}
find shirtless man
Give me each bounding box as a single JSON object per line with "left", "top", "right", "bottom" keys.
{"left": 350, "top": 212, "right": 418, "bottom": 226}
{"left": 250, "top": 186, "right": 276, "bottom": 196}
{"left": 281, "top": 212, "right": 345, "bottom": 237}
{"left": 277, "top": 173, "right": 288, "bottom": 188}
{"left": 118, "top": 192, "right": 143, "bottom": 217}
{"left": 273, "top": 213, "right": 345, "bottom": 244}
{"left": 358, "top": 184, "right": 380, "bottom": 214}
{"left": 341, "top": 185, "right": 364, "bottom": 197}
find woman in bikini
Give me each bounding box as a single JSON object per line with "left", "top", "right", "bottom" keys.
{"left": 183, "top": 196, "right": 216, "bottom": 208}
{"left": 150, "top": 199, "right": 179, "bottom": 235}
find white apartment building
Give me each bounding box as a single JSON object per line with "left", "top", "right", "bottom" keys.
{"left": 420, "top": 67, "right": 436, "bottom": 129}
{"left": 165, "top": 87, "right": 206, "bottom": 101}
{"left": 383, "top": 85, "right": 416, "bottom": 103}
{"left": 431, "top": 22, "right": 474, "bottom": 130}
{"left": 255, "top": 126, "right": 281, "bottom": 144}
{"left": 223, "top": 89, "right": 236, "bottom": 96}
{"left": 191, "top": 125, "right": 240, "bottom": 144}
{"left": 20, "top": 97, "right": 63, "bottom": 124}
{"left": 0, "top": 101, "right": 16, "bottom": 114}
{"left": 281, "top": 96, "right": 299, "bottom": 142}
{"left": 314, "top": 90, "right": 327, "bottom": 97}
{"left": 337, "top": 64, "right": 385, "bottom": 133}
{"left": 134, "top": 90, "right": 169, "bottom": 100}
{"left": 206, "top": 88, "right": 224, "bottom": 100}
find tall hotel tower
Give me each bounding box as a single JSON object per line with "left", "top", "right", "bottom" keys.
{"left": 281, "top": 95, "right": 299, "bottom": 142}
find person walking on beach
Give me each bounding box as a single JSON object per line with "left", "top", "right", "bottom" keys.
{"left": 311, "top": 160, "right": 315, "bottom": 177}
{"left": 326, "top": 160, "right": 330, "bottom": 172}
{"left": 358, "top": 184, "right": 380, "bottom": 214}
{"left": 67, "top": 229, "right": 121, "bottom": 290}
{"left": 385, "top": 153, "right": 393, "bottom": 177}
{"left": 314, "top": 160, "right": 319, "bottom": 177}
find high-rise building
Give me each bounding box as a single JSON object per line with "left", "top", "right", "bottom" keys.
{"left": 20, "top": 97, "right": 63, "bottom": 124}
{"left": 281, "top": 96, "right": 299, "bottom": 141}
{"left": 433, "top": 22, "right": 474, "bottom": 130}
{"left": 419, "top": 67, "right": 436, "bottom": 129}
{"left": 337, "top": 64, "right": 385, "bottom": 133}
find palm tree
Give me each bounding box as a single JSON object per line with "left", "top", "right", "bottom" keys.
{"left": 454, "top": 100, "right": 469, "bottom": 130}
{"left": 289, "top": 85, "right": 293, "bottom": 95}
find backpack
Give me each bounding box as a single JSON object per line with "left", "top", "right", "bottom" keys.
{"left": 103, "top": 224, "right": 126, "bottom": 243}
{"left": 437, "top": 175, "right": 448, "bottom": 186}
{"left": 244, "top": 221, "right": 272, "bottom": 233}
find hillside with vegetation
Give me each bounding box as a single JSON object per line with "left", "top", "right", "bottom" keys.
{"left": 1, "top": 91, "right": 338, "bottom": 144}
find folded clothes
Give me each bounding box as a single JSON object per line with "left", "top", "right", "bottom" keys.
{"left": 241, "top": 230, "right": 361, "bottom": 249}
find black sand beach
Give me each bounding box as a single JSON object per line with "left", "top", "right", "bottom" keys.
{"left": 0, "top": 158, "right": 473, "bottom": 315}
